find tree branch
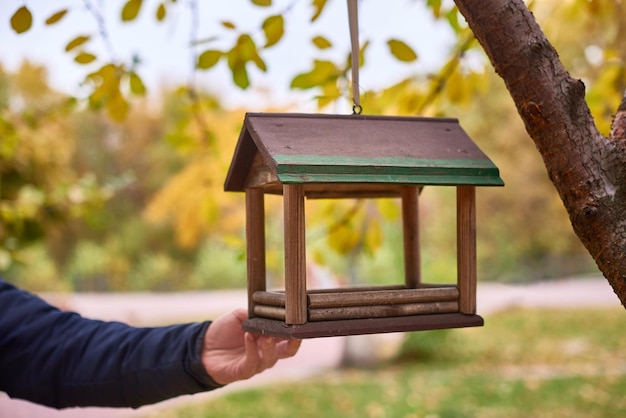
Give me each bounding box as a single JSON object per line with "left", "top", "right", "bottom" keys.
{"left": 454, "top": 0, "right": 626, "bottom": 306}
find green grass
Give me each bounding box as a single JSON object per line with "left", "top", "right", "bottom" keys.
{"left": 151, "top": 308, "right": 626, "bottom": 418}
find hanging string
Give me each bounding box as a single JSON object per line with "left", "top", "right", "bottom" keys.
{"left": 347, "top": 0, "right": 362, "bottom": 114}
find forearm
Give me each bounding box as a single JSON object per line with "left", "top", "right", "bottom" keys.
{"left": 0, "top": 280, "right": 223, "bottom": 408}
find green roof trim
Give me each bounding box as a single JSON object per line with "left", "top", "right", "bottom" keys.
{"left": 273, "top": 155, "right": 504, "bottom": 186}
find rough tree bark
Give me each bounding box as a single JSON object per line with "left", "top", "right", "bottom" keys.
{"left": 454, "top": 0, "right": 626, "bottom": 307}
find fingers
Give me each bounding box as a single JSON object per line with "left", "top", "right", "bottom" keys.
{"left": 250, "top": 335, "right": 302, "bottom": 375}
{"left": 276, "top": 338, "right": 302, "bottom": 358}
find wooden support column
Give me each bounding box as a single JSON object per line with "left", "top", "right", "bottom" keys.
{"left": 457, "top": 186, "right": 477, "bottom": 314}
{"left": 401, "top": 186, "right": 421, "bottom": 288}
{"left": 283, "top": 184, "right": 307, "bottom": 324}
{"left": 246, "top": 188, "right": 266, "bottom": 318}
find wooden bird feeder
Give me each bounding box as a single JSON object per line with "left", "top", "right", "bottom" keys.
{"left": 224, "top": 112, "right": 504, "bottom": 338}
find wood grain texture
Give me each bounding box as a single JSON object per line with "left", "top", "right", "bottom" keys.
{"left": 309, "top": 301, "right": 458, "bottom": 321}
{"left": 246, "top": 189, "right": 266, "bottom": 317}
{"left": 224, "top": 113, "right": 504, "bottom": 192}
{"left": 402, "top": 186, "right": 421, "bottom": 288}
{"left": 283, "top": 184, "right": 307, "bottom": 324}
{"left": 242, "top": 313, "right": 484, "bottom": 339}
{"left": 457, "top": 186, "right": 477, "bottom": 314}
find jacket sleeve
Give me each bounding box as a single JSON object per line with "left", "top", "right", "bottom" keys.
{"left": 0, "top": 278, "right": 224, "bottom": 409}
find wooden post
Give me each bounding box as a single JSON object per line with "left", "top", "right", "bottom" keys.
{"left": 457, "top": 186, "right": 477, "bottom": 314}
{"left": 283, "top": 184, "right": 307, "bottom": 324}
{"left": 402, "top": 186, "right": 421, "bottom": 288}
{"left": 246, "top": 188, "right": 266, "bottom": 318}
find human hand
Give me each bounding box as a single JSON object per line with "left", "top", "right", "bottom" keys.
{"left": 201, "top": 309, "right": 301, "bottom": 385}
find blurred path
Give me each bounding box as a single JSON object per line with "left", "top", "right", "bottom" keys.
{"left": 1, "top": 277, "right": 622, "bottom": 418}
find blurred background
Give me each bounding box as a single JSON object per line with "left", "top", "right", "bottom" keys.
{"left": 1, "top": 0, "right": 625, "bottom": 417}
{"left": 2, "top": 0, "right": 615, "bottom": 292}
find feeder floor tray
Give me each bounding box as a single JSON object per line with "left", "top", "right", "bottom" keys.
{"left": 243, "top": 313, "right": 484, "bottom": 339}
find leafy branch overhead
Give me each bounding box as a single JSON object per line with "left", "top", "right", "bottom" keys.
{"left": 8, "top": 0, "right": 435, "bottom": 117}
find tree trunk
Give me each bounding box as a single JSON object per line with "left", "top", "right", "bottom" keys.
{"left": 454, "top": 0, "right": 626, "bottom": 307}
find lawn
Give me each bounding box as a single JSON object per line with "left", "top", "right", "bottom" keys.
{"left": 151, "top": 307, "right": 626, "bottom": 418}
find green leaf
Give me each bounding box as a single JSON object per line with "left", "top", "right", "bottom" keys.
{"left": 10, "top": 6, "right": 33, "bottom": 34}
{"left": 65, "top": 35, "right": 91, "bottom": 52}
{"left": 156, "top": 3, "right": 167, "bottom": 21}
{"left": 129, "top": 72, "right": 146, "bottom": 95}
{"left": 45, "top": 9, "right": 68, "bottom": 25}
{"left": 227, "top": 50, "right": 250, "bottom": 89}
{"left": 312, "top": 36, "right": 332, "bottom": 49}
{"left": 231, "top": 62, "right": 250, "bottom": 89}
{"left": 262, "top": 15, "right": 284, "bottom": 48}
{"left": 311, "top": 0, "right": 328, "bottom": 22}
{"left": 387, "top": 39, "right": 418, "bottom": 62}
{"left": 445, "top": 7, "right": 462, "bottom": 33}
{"left": 291, "top": 60, "right": 339, "bottom": 89}
{"left": 197, "top": 50, "right": 222, "bottom": 69}
{"left": 251, "top": 0, "right": 272, "bottom": 6}
{"left": 74, "top": 52, "right": 97, "bottom": 65}
{"left": 121, "top": 0, "right": 143, "bottom": 22}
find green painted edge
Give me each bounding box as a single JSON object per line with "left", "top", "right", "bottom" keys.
{"left": 273, "top": 155, "right": 504, "bottom": 186}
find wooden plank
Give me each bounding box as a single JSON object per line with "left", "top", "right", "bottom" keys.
{"left": 307, "top": 283, "right": 455, "bottom": 294}
{"left": 457, "top": 186, "right": 477, "bottom": 314}
{"left": 242, "top": 313, "right": 484, "bottom": 339}
{"left": 246, "top": 189, "right": 266, "bottom": 318}
{"left": 309, "top": 301, "right": 458, "bottom": 321}
{"left": 253, "top": 305, "right": 286, "bottom": 320}
{"left": 253, "top": 286, "right": 458, "bottom": 308}
{"left": 253, "top": 290, "right": 286, "bottom": 307}
{"left": 284, "top": 184, "right": 307, "bottom": 324}
{"left": 309, "top": 287, "right": 458, "bottom": 308}
{"left": 402, "top": 186, "right": 421, "bottom": 288}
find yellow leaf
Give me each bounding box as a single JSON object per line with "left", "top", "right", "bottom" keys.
{"left": 253, "top": 54, "right": 267, "bottom": 72}
{"left": 121, "top": 0, "right": 143, "bottom": 22}
{"left": 446, "top": 69, "right": 465, "bottom": 103}
{"left": 365, "top": 218, "right": 383, "bottom": 251}
{"left": 65, "top": 35, "right": 91, "bottom": 52}
{"left": 311, "top": 0, "right": 328, "bottom": 22}
{"left": 262, "top": 15, "right": 284, "bottom": 48}
{"left": 156, "top": 3, "right": 166, "bottom": 21}
{"left": 107, "top": 90, "right": 129, "bottom": 122}
{"left": 377, "top": 199, "right": 400, "bottom": 221}
{"left": 10, "top": 6, "right": 33, "bottom": 34}
{"left": 312, "top": 36, "right": 332, "bottom": 49}
{"left": 45, "top": 9, "right": 68, "bottom": 25}
{"left": 328, "top": 224, "right": 360, "bottom": 255}
{"left": 129, "top": 72, "right": 146, "bottom": 95}
{"left": 74, "top": 52, "right": 97, "bottom": 65}
{"left": 291, "top": 60, "right": 338, "bottom": 89}
{"left": 387, "top": 39, "right": 418, "bottom": 62}
{"left": 251, "top": 0, "right": 272, "bottom": 6}
{"left": 312, "top": 249, "right": 326, "bottom": 265}
{"left": 221, "top": 21, "right": 236, "bottom": 29}
{"left": 427, "top": 0, "right": 442, "bottom": 18}
{"left": 197, "top": 50, "right": 222, "bottom": 69}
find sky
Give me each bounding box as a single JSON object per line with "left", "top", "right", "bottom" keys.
{"left": 1, "top": 0, "right": 455, "bottom": 112}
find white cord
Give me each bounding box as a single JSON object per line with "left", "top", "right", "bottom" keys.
{"left": 347, "top": 0, "right": 361, "bottom": 114}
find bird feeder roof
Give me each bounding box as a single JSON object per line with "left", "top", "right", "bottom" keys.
{"left": 224, "top": 113, "right": 503, "bottom": 198}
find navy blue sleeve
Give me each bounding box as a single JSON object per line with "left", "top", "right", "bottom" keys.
{"left": 0, "top": 278, "right": 224, "bottom": 409}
